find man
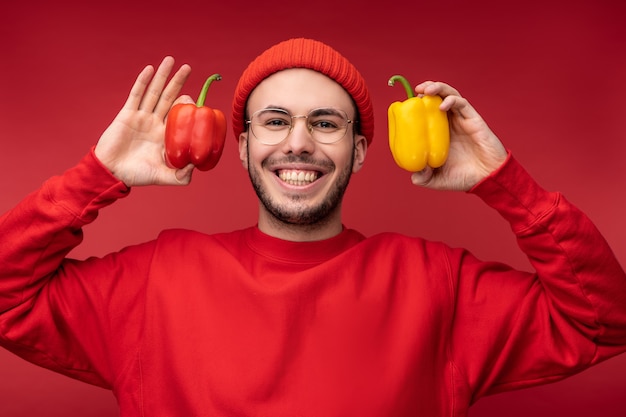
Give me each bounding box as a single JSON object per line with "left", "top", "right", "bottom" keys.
{"left": 1, "top": 38, "right": 625, "bottom": 416}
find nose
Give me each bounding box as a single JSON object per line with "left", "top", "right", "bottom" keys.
{"left": 281, "top": 116, "right": 315, "bottom": 154}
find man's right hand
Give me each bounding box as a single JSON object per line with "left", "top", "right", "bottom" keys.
{"left": 94, "top": 56, "right": 195, "bottom": 187}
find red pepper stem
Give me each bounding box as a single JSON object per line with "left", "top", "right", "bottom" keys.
{"left": 388, "top": 75, "right": 415, "bottom": 99}
{"left": 196, "top": 73, "right": 222, "bottom": 107}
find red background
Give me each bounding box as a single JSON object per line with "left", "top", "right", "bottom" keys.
{"left": 1, "top": 0, "right": 625, "bottom": 415}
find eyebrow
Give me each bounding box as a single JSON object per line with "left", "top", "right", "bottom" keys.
{"left": 261, "top": 107, "right": 346, "bottom": 116}
{"left": 308, "top": 108, "right": 344, "bottom": 116}
{"left": 249, "top": 106, "right": 354, "bottom": 120}
{"left": 263, "top": 105, "right": 289, "bottom": 113}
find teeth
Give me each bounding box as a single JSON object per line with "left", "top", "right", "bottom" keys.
{"left": 278, "top": 170, "right": 319, "bottom": 185}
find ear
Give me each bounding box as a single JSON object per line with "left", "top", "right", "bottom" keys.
{"left": 352, "top": 134, "right": 368, "bottom": 173}
{"left": 238, "top": 132, "right": 249, "bottom": 169}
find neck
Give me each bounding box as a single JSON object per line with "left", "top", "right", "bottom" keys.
{"left": 256, "top": 203, "right": 344, "bottom": 242}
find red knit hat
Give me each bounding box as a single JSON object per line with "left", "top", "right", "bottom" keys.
{"left": 231, "top": 38, "right": 374, "bottom": 145}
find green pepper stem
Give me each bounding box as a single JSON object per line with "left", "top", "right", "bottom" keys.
{"left": 196, "top": 73, "right": 222, "bottom": 107}
{"left": 388, "top": 75, "right": 415, "bottom": 99}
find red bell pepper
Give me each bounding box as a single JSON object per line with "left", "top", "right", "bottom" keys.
{"left": 165, "top": 74, "right": 226, "bottom": 171}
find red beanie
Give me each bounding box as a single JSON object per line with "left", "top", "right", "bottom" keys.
{"left": 231, "top": 38, "right": 374, "bottom": 145}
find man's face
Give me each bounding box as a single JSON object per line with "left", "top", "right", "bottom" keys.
{"left": 239, "top": 68, "right": 367, "bottom": 229}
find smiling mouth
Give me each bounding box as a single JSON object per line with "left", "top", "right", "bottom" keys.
{"left": 277, "top": 169, "right": 320, "bottom": 186}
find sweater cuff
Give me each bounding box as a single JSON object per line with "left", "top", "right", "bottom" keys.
{"left": 44, "top": 147, "right": 130, "bottom": 224}
{"left": 469, "top": 152, "right": 559, "bottom": 233}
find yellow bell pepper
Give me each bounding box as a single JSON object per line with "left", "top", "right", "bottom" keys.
{"left": 387, "top": 75, "right": 450, "bottom": 172}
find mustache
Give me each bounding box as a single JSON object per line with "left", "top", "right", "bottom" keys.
{"left": 263, "top": 154, "right": 334, "bottom": 170}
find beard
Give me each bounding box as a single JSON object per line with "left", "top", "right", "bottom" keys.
{"left": 247, "top": 148, "right": 355, "bottom": 227}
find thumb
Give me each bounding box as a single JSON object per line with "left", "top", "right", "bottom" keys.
{"left": 410, "top": 166, "right": 435, "bottom": 188}
{"left": 173, "top": 164, "right": 195, "bottom": 185}
{"left": 173, "top": 95, "right": 195, "bottom": 106}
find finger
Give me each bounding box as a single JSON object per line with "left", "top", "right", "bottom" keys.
{"left": 122, "top": 64, "right": 155, "bottom": 110}
{"left": 414, "top": 81, "right": 435, "bottom": 96}
{"left": 415, "top": 81, "right": 475, "bottom": 119}
{"left": 416, "top": 81, "right": 461, "bottom": 99}
{"left": 138, "top": 56, "right": 176, "bottom": 112}
{"left": 441, "top": 95, "right": 479, "bottom": 120}
{"left": 154, "top": 64, "right": 192, "bottom": 119}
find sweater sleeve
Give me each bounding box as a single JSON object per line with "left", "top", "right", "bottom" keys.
{"left": 450, "top": 153, "right": 626, "bottom": 402}
{"left": 0, "top": 149, "right": 150, "bottom": 388}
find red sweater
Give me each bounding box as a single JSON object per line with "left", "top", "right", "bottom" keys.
{"left": 1, "top": 150, "right": 625, "bottom": 417}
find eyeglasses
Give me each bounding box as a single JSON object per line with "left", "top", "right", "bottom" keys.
{"left": 245, "top": 107, "right": 357, "bottom": 145}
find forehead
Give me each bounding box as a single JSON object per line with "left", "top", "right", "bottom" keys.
{"left": 246, "top": 68, "right": 355, "bottom": 115}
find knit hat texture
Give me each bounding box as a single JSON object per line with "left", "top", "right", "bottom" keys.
{"left": 231, "top": 38, "right": 374, "bottom": 145}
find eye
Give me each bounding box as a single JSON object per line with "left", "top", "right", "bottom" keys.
{"left": 311, "top": 119, "right": 339, "bottom": 130}
{"left": 255, "top": 109, "right": 291, "bottom": 131}
{"left": 308, "top": 108, "right": 348, "bottom": 132}
{"left": 265, "top": 118, "right": 290, "bottom": 127}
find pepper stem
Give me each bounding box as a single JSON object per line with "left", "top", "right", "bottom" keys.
{"left": 388, "top": 75, "right": 415, "bottom": 99}
{"left": 196, "top": 73, "right": 222, "bottom": 107}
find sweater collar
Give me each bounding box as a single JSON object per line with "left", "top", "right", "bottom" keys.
{"left": 244, "top": 225, "right": 365, "bottom": 265}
